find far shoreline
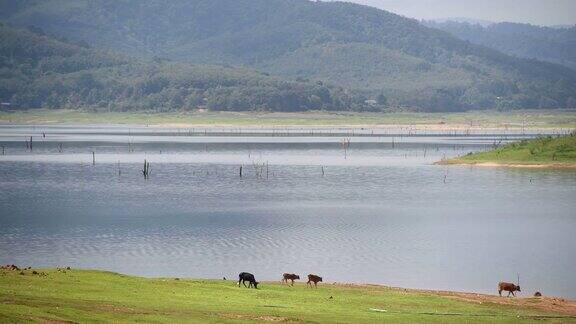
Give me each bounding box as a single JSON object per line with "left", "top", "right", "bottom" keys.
{"left": 1, "top": 109, "right": 576, "bottom": 130}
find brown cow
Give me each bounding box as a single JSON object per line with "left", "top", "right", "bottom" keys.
{"left": 307, "top": 274, "right": 322, "bottom": 288}
{"left": 498, "top": 282, "right": 521, "bottom": 297}
{"left": 282, "top": 273, "right": 300, "bottom": 286}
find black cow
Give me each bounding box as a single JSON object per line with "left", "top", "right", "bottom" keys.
{"left": 238, "top": 272, "right": 259, "bottom": 289}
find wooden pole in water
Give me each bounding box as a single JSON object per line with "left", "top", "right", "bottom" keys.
{"left": 321, "top": 166, "right": 325, "bottom": 177}
{"left": 1, "top": 146, "right": 4, "bottom": 155}
{"left": 239, "top": 165, "right": 243, "bottom": 178}
{"left": 92, "top": 151, "right": 95, "bottom": 165}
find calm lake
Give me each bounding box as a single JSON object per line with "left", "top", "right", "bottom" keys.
{"left": 1, "top": 125, "right": 575, "bottom": 298}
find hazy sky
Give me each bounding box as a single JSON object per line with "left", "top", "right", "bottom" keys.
{"left": 334, "top": 0, "right": 576, "bottom": 26}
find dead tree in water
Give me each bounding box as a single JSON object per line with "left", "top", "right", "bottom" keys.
{"left": 142, "top": 159, "right": 150, "bottom": 179}
{"left": 92, "top": 152, "right": 95, "bottom": 165}
{"left": 341, "top": 138, "right": 351, "bottom": 159}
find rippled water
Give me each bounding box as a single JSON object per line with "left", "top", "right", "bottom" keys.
{"left": 1, "top": 125, "right": 575, "bottom": 298}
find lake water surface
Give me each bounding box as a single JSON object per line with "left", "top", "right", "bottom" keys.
{"left": 0, "top": 125, "right": 575, "bottom": 298}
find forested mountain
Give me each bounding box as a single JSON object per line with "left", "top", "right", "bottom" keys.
{"left": 424, "top": 21, "right": 576, "bottom": 71}
{"left": 1, "top": 0, "right": 576, "bottom": 111}
{"left": 0, "top": 25, "right": 366, "bottom": 111}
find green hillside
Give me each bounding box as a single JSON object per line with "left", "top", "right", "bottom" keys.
{"left": 0, "top": 25, "right": 368, "bottom": 112}
{"left": 1, "top": 0, "right": 576, "bottom": 111}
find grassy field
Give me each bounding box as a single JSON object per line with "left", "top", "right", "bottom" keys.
{"left": 0, "top": 268, "right": 574, "bottom": 323}
{"left": 441, "top": 133, "right": 576, "bottom": 167}
{"left": 1, "top": 109, "right": 576, "bottom": 128}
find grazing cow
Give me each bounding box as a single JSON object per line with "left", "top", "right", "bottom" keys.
{"left": 282, "top": 273, "right": 300, "bottom": 286}
{"left": 238, "top": 272, "right": 259, "bottom": 289}
{"left": 307, "top": 274, "right": 322, "bottom": 288}
{"left": 498, "top": 282, "right": 521, "bottom": 297}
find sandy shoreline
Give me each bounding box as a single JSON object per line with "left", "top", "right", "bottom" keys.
{"left": 1, "top": 121, "right": 572, "bottom": 135}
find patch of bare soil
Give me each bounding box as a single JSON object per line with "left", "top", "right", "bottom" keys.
{"left": 220, "top": 313, "right": 294, "bottom": 322}
{"left": 441, "top": 292, "right": 576, "bottom": 316}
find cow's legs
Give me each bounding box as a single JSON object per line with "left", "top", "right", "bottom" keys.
{"left": 314, "top": 281, "right": 317, "bottom": 288}
{"left": 291, "top": 279, "right": 294, "bottom": 286}
{"left": 238, "top": 279, "right": 242, "bottom": 286}
{"left": 498, "top": 289, "right": 502, "bottom": 296}
{"left": 511, "top": 291, "right": 515, "bottom": 297}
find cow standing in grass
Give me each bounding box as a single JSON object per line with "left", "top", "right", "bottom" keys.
{"left": 282, "top": 273, "right": 300, "bottom": 286}
{"left": 307, "top": 274, "right": 322, "bottom": 288}
{"left": 498, "top": 282, "right": 521, "bottom": 297}
{"left": 238, "top": 272, "right": 259, "bottom": 289}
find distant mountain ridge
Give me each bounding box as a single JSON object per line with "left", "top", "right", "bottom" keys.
{"left": 425, "top": 20, "right": 576, "bottom": 71}
{"left": 1, "top": 0, "right": 576, "bottom": 111}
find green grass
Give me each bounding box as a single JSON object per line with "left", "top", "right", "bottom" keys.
{"left": 443, "top": 133, "right": 576, "bottom": 167}
{"left": 0, "top": 269, "right": 572, "bottom": 323}
{"left": 1, "top": 109, "right": 576, "bottom": 128}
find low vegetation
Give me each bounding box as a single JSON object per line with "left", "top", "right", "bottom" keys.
{"left": 1, "top": 268, "right": 574, "bottom": 323}
{"left": 441, "top": 133, "right": 576, "bottom": 167}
